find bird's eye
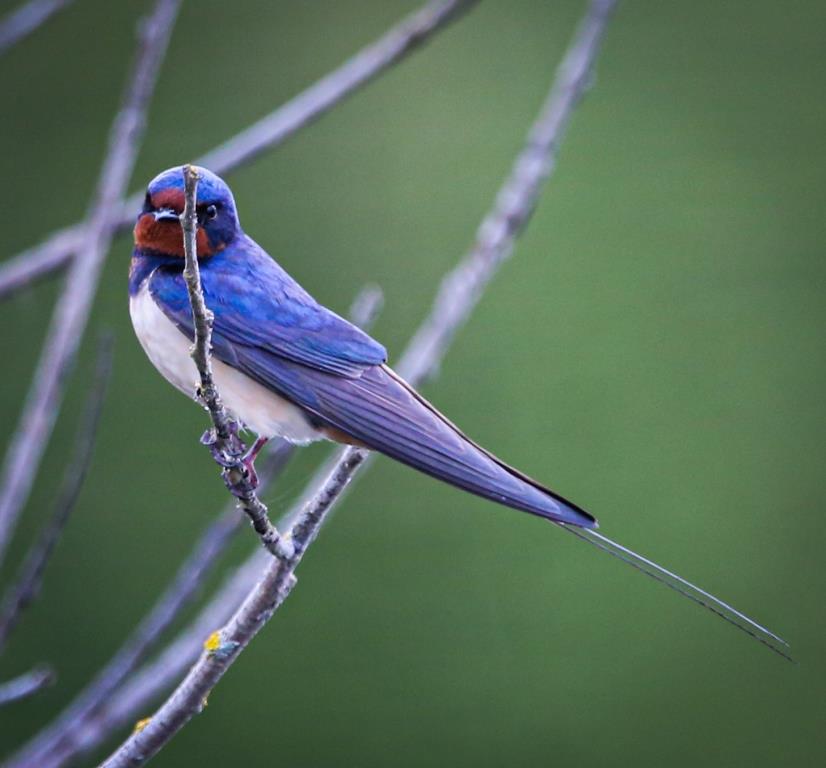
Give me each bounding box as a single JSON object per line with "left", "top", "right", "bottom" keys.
{"left": 205, "top": 204, "right": 218, "bottom": 220}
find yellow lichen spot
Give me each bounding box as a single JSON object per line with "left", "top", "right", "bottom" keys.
{"left": 202, "top": 694, "right": 209, "bottom": 708}
{"left": 133, "top": 717, "right": 151, "bottom": 734}
{"left": 204, "top": 630, "right": 221, "bottom": 652}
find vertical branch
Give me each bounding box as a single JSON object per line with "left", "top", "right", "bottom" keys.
{"left": 179, "top": 165, "right": 285, "bottom": 558}
{"left": 180, "top": 168, "right": 231, "bottom": 442}
{"left": 0, "top": 0, "right": 181, "bottom": 568}
{"left": 0, "top": 333, "right": 113, "bottom": 653}
{"left": 100, "top": 2, "right": 619, "bottom": 765}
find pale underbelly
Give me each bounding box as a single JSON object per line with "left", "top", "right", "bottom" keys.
{"left": 129, "top": 284, "right": 322, "bottom": 444}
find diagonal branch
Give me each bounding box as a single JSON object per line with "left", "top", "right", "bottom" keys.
{"left": 0, "top": 0, "right": 181, "bottom": 569}
{"left": 99, "top": 2, "right": 618, "bottom": 765}
{"left": 0, "top": 666, "right": 54, "bottom": 708}
{"left": 3, "top": 288, "right": 384, "bottom": 768}
{"left": 0, "top": 0, "right": 478, "bottom": 300}
{"left": 24, "top": 449, "right": 359, "bottom": 768}
{"left": 0, "top": 333, "right": 113, "bottom": 654}
{"left": 398, "top": 0, "right": 617, "bottom": 383}
{"left": 0, "top": 0, "right": 74, "bottom": 56}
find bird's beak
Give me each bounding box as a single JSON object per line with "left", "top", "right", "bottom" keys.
{"left": 152, "top": 207, "right": 179, "bottom": 222}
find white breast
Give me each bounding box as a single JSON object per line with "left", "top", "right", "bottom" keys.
{"left": 129, "top": 280, "right": 322, "bottom": 444}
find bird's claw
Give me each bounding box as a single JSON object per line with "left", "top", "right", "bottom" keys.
{"left": 201, "top": 425, "right": 264, "bottom": 497}
{"left": 200, "top": 429, "right": 234, "bottom": 468}
{"left": 222, "top": 457, "right": 259, "bottom": 498}
{"left": 200, "top": 423, "right": 246, "bottom": 467}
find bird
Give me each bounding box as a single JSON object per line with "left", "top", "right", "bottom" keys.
{"left": 130, "top": 165, "right": 789, "bottom": 659}
{"left": 130, "top": 165, "right": 596, "bottom": 528}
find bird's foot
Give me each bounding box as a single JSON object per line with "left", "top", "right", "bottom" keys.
{"left": 200, "top": 422, "right": 245, "bottom": 468}
{"left": 220, "top": 436, "right": 268, "bottom": 498}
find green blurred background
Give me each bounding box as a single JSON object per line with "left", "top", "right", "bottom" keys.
{"left": 1, "top": 0, "right": 824, "bottom": 765}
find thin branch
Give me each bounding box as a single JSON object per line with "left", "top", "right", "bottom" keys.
{"left": 4, "top": 288, "right": 384, "bottom": 768}
{"left": 75, "top": 551, "right": 270, "bottom": 761}
{"left": 180, "top": 166, "right": 285, "bottom": 558}
{"left": 4, "top": 456, "right": 283, "bottom": 768}
{"left": 0, "top": 0, "right": 181, "bottom": 569}
{"left": 0, "top": 333, "right": 113, "bottom": 654}
{"left": 0, "top": 222, "right": 90, "bottom": 299}
{"left": 398, "top": 0, "right": 618, "bottom": 383}
{"left": 180, "top": 169, "right": 231, "bottom": 443}
{"left": 99, "top": 3, "right": 618, "bottom": 764}
{"left": 99, "top": 451, "right": 360, "bottom": 768}
{"left": 195, "top": 0, "right": 476, "bottom": 177}
{"left": 0, "top": 0, "right": 478, "bottom": 300}
{"left": 0, "top": 666, "right": 54, "bottom": 708}
{"left": 0, "top": 0, "right": 74, "bottom": 56}
{"left": 25, "top": 450, "right": 358, "bottom": 767}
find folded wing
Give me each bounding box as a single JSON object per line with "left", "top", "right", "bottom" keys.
{"left": 238, "top": 352, "right": 597, "bottom": 527}
{"left": 149, "top": 249, "right": 596, "bottom": 528}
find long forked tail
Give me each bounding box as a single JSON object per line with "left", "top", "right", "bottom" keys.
{"left": 557, "top": 524, "right": 793, "bottom": 661}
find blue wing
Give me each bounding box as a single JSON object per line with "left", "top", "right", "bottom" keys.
{"left": 150, "top": 235, "right": 387, "bottom": 378}
{"left": 149, "top": 238, "right": 596, "bottom": 528}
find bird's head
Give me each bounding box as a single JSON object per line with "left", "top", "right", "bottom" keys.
{"left": 133, "top": 165, "right": 240, "bottom": 257}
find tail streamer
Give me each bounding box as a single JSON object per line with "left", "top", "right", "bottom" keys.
{"left": 557, "top": 524, "right": 793, "bottom": 662}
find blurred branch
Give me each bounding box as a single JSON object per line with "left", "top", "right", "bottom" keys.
{"left": 0, "top": 333, "right": 113, "bottom": 654}
{"left": 0, "top": 225, "right": 87, "bottom": 299}
{"left": 0, "top": 0, "right": 74, "bottom": 56}
{"left": 0, "top": 0, "right": 478, "bottom": 300}
{"left": 4, "top": 454, "right": 284, "bottom": 768}
{"left": 30, "top": 440, "right": 373, "bottom": 766}
{"left": 73, "top": 552, "right": 270, "bottom": 761}
{"left": 100, "top": 2, "right": 618, "bottom": 764}
{"left": 63, "top": 464, "right": 341, "bottom": 763}
{"left": 4, "top": 288, "right": 384, "bottom": 768}
{"left": 99, "top": 449, "right": 360, "bottom": 768}
{"left": 0, "top": 666, "right": 54, "bottom": 708}
{"left": 0, "top": 0, "right": 181, "bottom": 569}
{"left": 398, "top": 0, "right": 618, "bottom": 383}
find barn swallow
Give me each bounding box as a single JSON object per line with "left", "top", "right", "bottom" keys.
{"left": 129, "top": 166, "right": 789, "bottom": 658}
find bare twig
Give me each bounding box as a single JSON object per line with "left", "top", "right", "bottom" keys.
{"left": 24, "top": 450, "right": 355, "bottom": 767}
{"left": 180, "top": 166, "right": 286, "bottom": 558}
{"left": 4, "top": 456, "right": 280, "bottom": 768}
{"left": 180, "top": 169, "right": 231, "bottom": 443}
{"left": 0, "top": 0, "right": 74, "bottom": 55}
{"left": 0, "top": 334, "right": 113, "bottom": 654}
{"left": 195, "top": 0, "right": 476, "bottom": 177}
{"left": 0, "top": 226, "right": 86, "bottom": 299}
{"left": 99, "top": 3, "right": 618, "bottom": 764}
{"left": 0, "top": 0, "right": 477, "bottom": 299}
{"left": 76, "top": 552, "right": 267, "bottom": 753}
{"left": 0, "top": 666, "right": 54, "bottom": 708}
{"left": 3, "top": 289, "right": 384, "bottom": 768}
{"left": 0, "top": 0, "right": 181, "bottom": 569}
{"left": 398, "top": 0, "right": 618, "bottom": 383}
{"left": 99, "top": 451, "right": 362, "bottom": 768}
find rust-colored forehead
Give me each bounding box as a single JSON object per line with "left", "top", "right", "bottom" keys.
{"left": 150, "top": 188, "right": 186, "bottom": 211}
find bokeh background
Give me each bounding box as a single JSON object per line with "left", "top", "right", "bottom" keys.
{"left": 1, "top": 0, "right": 824, "bottom": 765}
